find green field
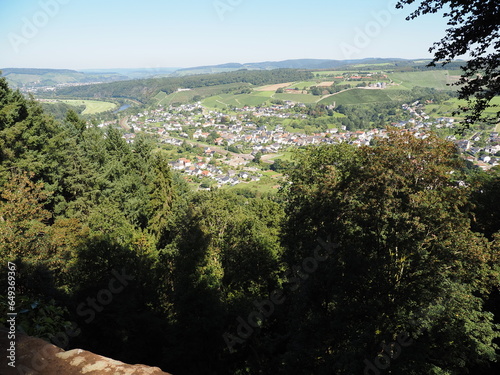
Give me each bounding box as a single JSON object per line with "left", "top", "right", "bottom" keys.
{"left": 424, "top": 97, "right": 500, "bottom": 119}
{"left": 383, "top": 90, "right": 409, "bottom": 101}
{"left": 318, "top": 89, "right": 392, "bottom": 105}
{"left": 273, "top": 93, "right": 320, "bottom": 103}
{"left": 225, "top": 175, "right": 282, "bottom": 195}
{"left": 156, "top": 91, "right": 194, "bottom": 106}
{"left": 388, "top": 70, "right": 459, "bottom": 90}
{"left": 154, "top": 83, "right": 253, "bottom": 106}
{"left": 262, "top": 150, "right": 295, "bottom": 162}
{"left": 287, "top": 81, "right": 320, "bottom": 89}
{"left": 202, "top": 89, "right": 323, "bottom": 107}
{"left": 425, "top": 101, "right": 461, "bottom": 117}
{"left": 485, "top": 97, "right": 500, "bottom": 114}
{"left": 384, "top": 84, "right": 411, "bottom": 91}
{"left": 252, "top": 91, "right": 275, "bottom": 97}
{"left": 49, "top": 99, "right": 117, "bottom": 114}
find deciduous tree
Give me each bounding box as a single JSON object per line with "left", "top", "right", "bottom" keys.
{"left": 279, "top": 131, "right": 500, "bottom": 373}
{"left": 396, "top": 0, "right": 500, "bottom": 125}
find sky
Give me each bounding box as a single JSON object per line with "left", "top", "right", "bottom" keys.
{"left": 0, "top": 0, "right": 451, "bottom": 70}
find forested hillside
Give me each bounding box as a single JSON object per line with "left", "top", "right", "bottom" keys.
{"left": 1, "top": 68, "right": 128, "bottom": 89}
{"left": 1, "top": 75, "right": 499, "bottom": 374}
{"left": 50, "top": 69, "right": 315, "bottom": 103}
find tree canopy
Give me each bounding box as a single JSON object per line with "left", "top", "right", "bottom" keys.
{"left": 396, "top": 0, "right": 500, "bottom": 125}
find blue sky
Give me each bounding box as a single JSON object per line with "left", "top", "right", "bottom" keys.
{"left": 0, "top": 0, "right": 450, "bottom": 70}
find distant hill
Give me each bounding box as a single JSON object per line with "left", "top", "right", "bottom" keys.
{"left": 79, "top": 67, "right": 181, "bottom": 79}
{"left": 0, "top": 68, "right": 129, "bottom": 89}
{"left": 170, "top": 58, "right": 441, "bottom": 76}
{"left": 48, "top": 69, "right": 315, "bottom": 103}
{"left": 2, "top": 59, "right": 465, "bottom": 88}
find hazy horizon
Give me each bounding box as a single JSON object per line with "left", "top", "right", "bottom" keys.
{"left": 1, "top": 56, "right": 440, "bottom": 72}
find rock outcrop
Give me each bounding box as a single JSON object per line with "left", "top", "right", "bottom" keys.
{"left": 0, "top": 329, "right": 171, "bottom": 375}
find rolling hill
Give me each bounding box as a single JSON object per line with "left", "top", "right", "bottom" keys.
{"left": 170, "top": 58, "right": 440, "bottom": 76}
{"left": 0, "top": 68, "right": 129, "bottom": 89}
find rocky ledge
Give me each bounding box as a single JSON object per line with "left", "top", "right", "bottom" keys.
{"left": 0, "top": 328, "right": 171, "bottom": 375}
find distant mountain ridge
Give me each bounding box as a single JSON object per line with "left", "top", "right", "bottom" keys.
{"left": 2, "top": 58, "right": 463, "bottom": 89}
{"left": 0, "top": 68, "right": 129, "bottom": 89}
{"left": 171, "top": 58, "right": 416, "bottom": 76}
{"left": 1, "top": 68, "right": 79, "bottom": 75}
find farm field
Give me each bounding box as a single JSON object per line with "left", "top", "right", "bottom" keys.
{"left": 384, "top": 84, "right": 411, "bottom": 91}
{"left": 47, "top": 99, "right": 117, "bottom": 114}
{"left": 424, "top": 97, "right": 500, "bottom": 119}
{"left": 424, "top": 102, "right": 460, "bottom": 117}
{"left": 484, "top": 97, "right": 500, "bottom": 114}
{"left": 273, "top": 93, "right": 320, "bottom": 103}
{"left": 387, "top": 70, "right": 459, "bottom": 90}
{"left": 252, "top": 91, "right": 275, "bottom": 97}
{"left": 318, "top": 89, "right": 392, "bottom": 105}
{"left": 255, "top": 82, "right": 294, "bottom": 91}
{"left": 154, "top": 83, "right": 252, "bottom": 106}
{"left": 287, "top": 81, "right": 320, "bottom": 89}
{"left": 156, "top": 91, "right": 194, "bottom": 106}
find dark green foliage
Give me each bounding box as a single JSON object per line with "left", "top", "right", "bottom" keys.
{"left": 396, "top": 0, "right": 500, "bottom": 125}
{"left": 279, "top": 132, "right": 500, "bottom": 374}
{"left": 41, "top": 102, "right": 85, "bottom": 121}
{"left": 468, "top": 167, "right": 500, "bottom": 239}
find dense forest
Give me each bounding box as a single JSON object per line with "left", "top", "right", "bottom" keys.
{"left": 1, "top": 74, "right": 500, "bottom": 374}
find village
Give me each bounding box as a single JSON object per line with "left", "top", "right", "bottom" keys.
{"left": 113, "top": 99, "right": 500, "bottom": 188}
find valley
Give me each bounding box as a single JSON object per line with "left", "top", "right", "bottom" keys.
{"left": 6, "top": 60, "right": 497, "bottom": 193}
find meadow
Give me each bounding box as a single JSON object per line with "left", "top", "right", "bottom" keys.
{"left": 425, "top": 97, "right": 500, "bottom": 119}
{"left": 388, "top": 70, "right": 460, "bottom": 90}
{"left": 273, "top": 93, "right": 320, "bottom": 103}
{"left": 318, "top": 89, "right": 392, "bottom": 105}
{"left": 47, "top": 99, "right": 117, "bottom": 114}
{"left": 154, "top": 83, "right": 252, "bottom": 106}
{"left": 287, "top": 81, "right": 321, "bottom": 89}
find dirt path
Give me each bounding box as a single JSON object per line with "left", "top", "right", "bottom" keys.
{"left": 216, "top": 99, "right": 229, "bottom": 107}
{"left": 316, "top": 87, "right": 356, "bottom": 103}
{"left": 119, "top": 116, "right": 131, "bottom": 131}
{"left": 255, "top": 82, "right": 294, "bottom": 91}
{"left": 261, "top": 154, "right": 281, "bottom": 164}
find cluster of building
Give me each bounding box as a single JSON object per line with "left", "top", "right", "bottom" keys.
{"left": 120, "top": 99, "right": 499, "bottom": 176}
{"left": 168, "top": 157, "right": 261, "bottom": 187}
{"left": 233, "top": 102, "right": 308, "bottom": 118}
{"left": 457, "top": 132, "right": 500, "bottom": 169}
{"left": 400, "top": 101, "right": 500, "bottom": 170}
